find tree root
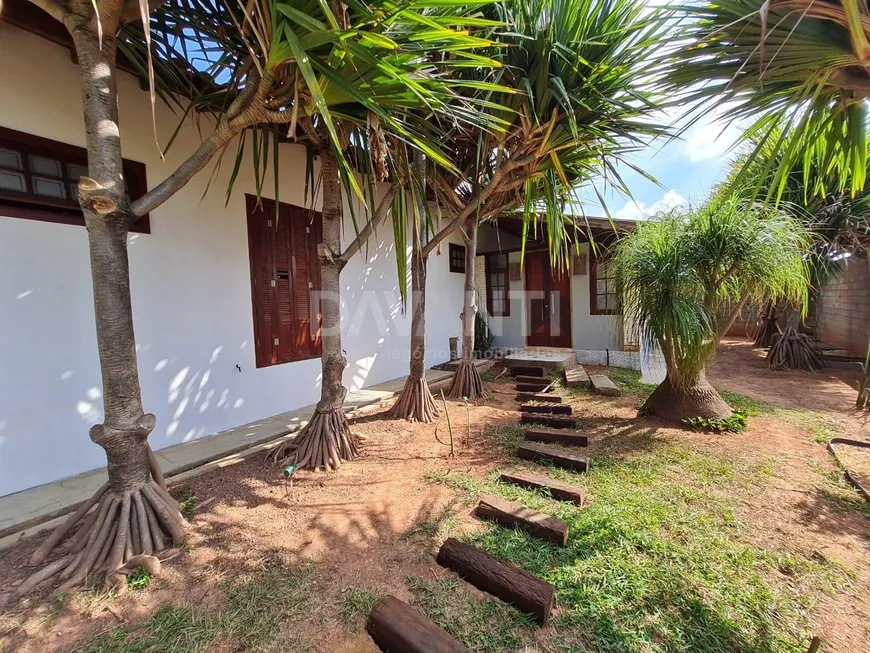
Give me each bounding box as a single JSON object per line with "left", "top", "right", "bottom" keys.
{"left": 767, "top": 326, "right": 825, "bottom": 371}
{"left": 268, "top": 407, "right": 359, "bottom": 471}
{"left": 18, "top": 480, "right": 187, "bottom": 595}
{"left": 447, "top": 360, "right": 484, "bottom": 400}
{"left": 389, "top": 376, "right": 439, "bottom": 423}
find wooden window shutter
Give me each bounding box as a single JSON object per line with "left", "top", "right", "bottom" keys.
{"left": 290, "top": 205, "right": 323, "bottom": 357}
{"left": 273, "top": 202, "right": 299, "bottom": 362}
{"left": 246, "top": 196, "right": 277, "bottom": 367}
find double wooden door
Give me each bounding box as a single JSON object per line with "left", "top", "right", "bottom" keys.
{"left": 525, "top": 251, "right": 572, "bottom": 348}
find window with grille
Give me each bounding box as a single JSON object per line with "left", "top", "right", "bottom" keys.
{"left": 246, "top": 195, "right": 322, "bottom": 368}
{"left": 449, "top": 243, "right": 466, "bottom": 273}
{"left": 0, "top": 126, "right": 150, "bottom": 232}
{"left": 486, "top": 253, "right": 510, "bottom": 317}
{"left": 590, "top": 255, "right": 620, "bottom": 315}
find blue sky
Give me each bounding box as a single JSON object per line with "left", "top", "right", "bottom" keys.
{"left": 578, "top": 109, "right": 743, "bottom": 220}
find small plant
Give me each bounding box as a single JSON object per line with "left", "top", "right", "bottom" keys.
{"left": 857, "top": 336, "right": 870, "bottom": 410}
{"left": 172, "top": 485, "right": 198, "bottom": 520}
{"left": 682, "top": 411, "right": 748, "bottom": 433}
{"left": 474, "top": 312, "right": 495, "bottom": 354}
{"left": 127, "top": 566, "right": 153, "bottom": 591}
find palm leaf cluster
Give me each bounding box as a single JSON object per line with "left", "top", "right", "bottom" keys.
{"left": 428, "top": 0, "right": 673, "bottom": 266}
{"left": 612, "top": 198, "right": 809, "bottom": 388}
{"left": 666, "top": 0, "right": 870, "bottom": 200}
{"left": 121, "top": 0, "right": 510, "bottom": 207}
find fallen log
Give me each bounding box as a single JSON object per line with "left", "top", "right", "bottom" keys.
{"left": 500, "top": 470, "right": 586, "bottom": 505}
{"left": 366, "top": 595, "right": 469, "bottom": 653}
{"left": 476, "top": 495, "right": 568, "bottom": 547}
{"left": 436, "top": 538, "right": 555, "bottom": 626}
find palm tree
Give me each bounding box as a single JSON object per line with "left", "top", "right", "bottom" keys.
{"left": 18, "top": 0, "right": 504, "bottom": 593}
{"left": 667, "top": 0, "right": 870, "bottom": 200}
{"left": 612, "top": 198, "right": 808, "bottom": 422}
{"left": 389, "top": 0, "right": 674, "bottom": 408}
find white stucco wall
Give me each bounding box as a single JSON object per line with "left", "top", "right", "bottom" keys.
{"left": 0, "top": 25, "right": 457, "bottom": 496}
{"left": 570, "top": 243, "right": 623, "bottom": 351}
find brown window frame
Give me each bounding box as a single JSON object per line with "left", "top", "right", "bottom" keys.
{"left": 448, "top": 242, "right": 466, "bottom": 273}
{"left": 246, "top": 194, "right": 323, "bottom": 368}
{"left": 590, "top": 254, "right": 620, "bottom": 315}
{"left": 0, "top": 126, "right": 150, "bottom": 233}
{"left": 485, "top": 253, "right": 510, "bottom": 317}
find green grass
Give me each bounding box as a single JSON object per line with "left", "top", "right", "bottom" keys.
{"left": 603, "top": 366, "right": 658, "bottom": 398}
{"left": 426, "top": 442, "right": 851, "bottom": 652}
{"left": 338, "top": 587, "right": 382, "bottom": 625}
{"left": 73, "top": 566, "right": 317, "bottom": 653}
{"left": 406, "top": 575, "right": 536, "bottom": 650}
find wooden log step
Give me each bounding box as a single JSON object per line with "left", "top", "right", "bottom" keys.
{"left": 520, "top": 413, "right": 577, "bottom": 429}
{"left": 500, "top": 470, "right": 586, "bottom": 505}
{"left": 515, "top": 375, "right": 553, "bottom": 385}
{"left": 516, "top": 392, "right": 563, "bottom": 403}
{"left": 476, "top": 495, "right": 569, "bottom": 547}
{"left": 516, "top": 383, "right": 552, "bottom": 394}
{"left": 525, "top": 428, "right": 588, "bottom": 447}
{"left": 564, "top": 366, "right": 591, "bottom": 388}
{"left": 436, "top": 538, "right": 555, "bottom": 626}
{"left": 519, "top": 403, "right": 572, "bottom": 415}
{"left": 509, "top": 366, "right": 545, "bottom": 377}
{"left": 366, "top": 594, "right": 469, "bottom": 652}
{"left": 517, "top": 442, "right": 589, "bottom": 473}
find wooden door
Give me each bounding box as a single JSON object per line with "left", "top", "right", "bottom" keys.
{"left": 525, "top": 251, "right": 572, "bottom": 348}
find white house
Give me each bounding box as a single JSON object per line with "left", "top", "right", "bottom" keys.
{"left": 0, "top": 11, "right": 635, "bottom": 501}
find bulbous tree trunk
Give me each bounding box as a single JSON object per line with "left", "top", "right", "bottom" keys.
{"left": 269, "top": 148, "right": 358, "bottom": 470}
{"left": 21, "top": 21, "right": 185, "bottom": 594}
{"left": 642, "top": 369, "right": 731, "bottom": 422}
{"left": 447, "top": 218, "right": 483, "bottom": 400}
{"left": 391, "top": 156, "right": 438, "bottom": 421}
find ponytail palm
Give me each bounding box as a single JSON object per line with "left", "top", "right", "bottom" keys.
{"left": 613, "top": 199, "right": 808, "bottom": 422}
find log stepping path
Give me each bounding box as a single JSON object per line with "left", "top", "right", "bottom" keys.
{"left": 367, "top": 363, "right": 592, "bottom": 648}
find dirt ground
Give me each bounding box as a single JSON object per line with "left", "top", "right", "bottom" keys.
{"left": 2, "top": 338, "right": 870, "bottom": 652}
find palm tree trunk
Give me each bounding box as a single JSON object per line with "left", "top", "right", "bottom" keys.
{"left": 269, "top": 148, "right": 358, "bottom": 470}
{"left": 447, "top": 218, "right": 483, "bottom": 399}
{"left": 21, "top": 20, "right": 185, "bottom": 595}
{"left": 391, "top": 155, "right": 438, "bottom": 421}
{"left": 642, "top": 369, "right": 731, "bottom": 422}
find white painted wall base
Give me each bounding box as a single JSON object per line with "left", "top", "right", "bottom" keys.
{"left": 574, "top": 349, "right": 640, "bottom": 370}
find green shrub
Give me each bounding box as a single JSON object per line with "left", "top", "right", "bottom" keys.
{"left": 683, "top": 411, "right": 748, "bottom": 433}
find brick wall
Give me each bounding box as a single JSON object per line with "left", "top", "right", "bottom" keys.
{"left": 816, "top": 255, "right": 870, "bottom": 356}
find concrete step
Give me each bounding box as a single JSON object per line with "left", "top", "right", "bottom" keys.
{"left": 564, "top": 366, "right": 590, "bottom": 388}
{"left": 515, "top": 375, "right": 552, "bottom": 386}
{"left": 499, "top": 470, "right": 586, "bottom": 505}
{"left": 524, "top": 428, "right": 588, "bottom": 447}
{"left": 509, "top": 366, "right": 546, "bottom": 378}
{"left": 520, "top": 413, "right": 577, "bottom": 429}
{"left": 516, "top": 442, "right": 589, "bottom": 473}
{"left": 590, "top": 374, "right": 620, "bottom": 396}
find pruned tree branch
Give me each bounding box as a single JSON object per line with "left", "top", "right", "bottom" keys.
{"left": 338, "top": 183, "right": 400, "bottom": 264}
{"left": 421, "top": 155, "right": 536, "bottom": 258}
{"left": 119, "top": 0, "right": 167, "bottom": 23}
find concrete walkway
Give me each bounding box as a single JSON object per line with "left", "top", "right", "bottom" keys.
{"left": 0, "top": 368, "right": 454, "bottom": 545}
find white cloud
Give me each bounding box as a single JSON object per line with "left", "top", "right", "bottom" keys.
{"left": 615, "top": 190, "right": 686, "bottom": 220}
{"left": 682, "top": 108, "right": 743, "bottom": 163}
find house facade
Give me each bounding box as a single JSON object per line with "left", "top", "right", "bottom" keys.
{"left": 0, "top": 17, "right": 633, "bottom": 499}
